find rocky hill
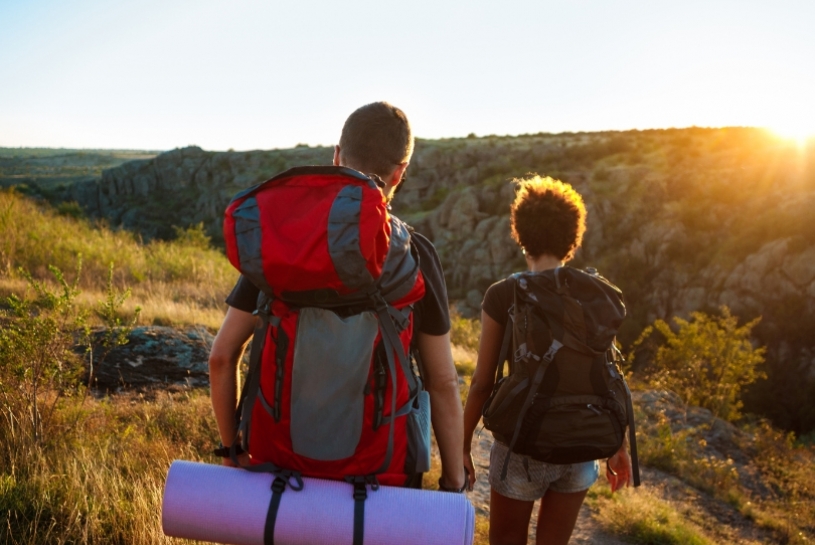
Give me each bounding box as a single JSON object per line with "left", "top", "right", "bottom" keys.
{"left": 56, "top": 129, "right": 815, "bottom": 435}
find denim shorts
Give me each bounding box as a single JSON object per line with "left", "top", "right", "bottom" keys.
{"left": 488, "top": 440, "right": 599, "bottom": 501}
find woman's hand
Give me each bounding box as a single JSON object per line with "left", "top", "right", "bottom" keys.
{"left": 606, "top": 445, "right": 632, "bottom": 492}
{"left": 463, "top": 449, "right": 476, "bottom": 491}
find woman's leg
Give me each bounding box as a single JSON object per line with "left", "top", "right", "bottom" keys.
{"left": 535, "top": 488, "right": 589, "bottom": 545}
{"left": 489, "top": 488, "right": 535, "bottom": 545}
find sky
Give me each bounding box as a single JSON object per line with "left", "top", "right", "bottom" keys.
{"left": 1, "top": 0, "right": 814, "bottom": 151}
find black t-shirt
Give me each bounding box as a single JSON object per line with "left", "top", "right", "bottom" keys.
{"left": 482, "top": 276, "right": 515, "bottom": 327}
{"left": 225, "top": 231, "right": 451, "bottom": 336}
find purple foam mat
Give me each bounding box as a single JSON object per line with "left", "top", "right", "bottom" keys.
{"left": 162, "top": 460, "right": 475, "bottom": 545}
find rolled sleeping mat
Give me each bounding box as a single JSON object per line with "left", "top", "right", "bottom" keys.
{"left": 162, "top": 460, "right": 475, "bottom": 545}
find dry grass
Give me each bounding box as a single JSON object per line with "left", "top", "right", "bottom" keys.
{"left": 1, "top": 390, "right": 218, "bottom": 545}
{"left": 634, "top": 397, "right": 815, "bottom": 544}
{"left": 588, "top": 483, "right": 713, "bottom": 545}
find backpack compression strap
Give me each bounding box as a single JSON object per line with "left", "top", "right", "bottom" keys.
{"left": 230, "top": 294, "right": 307, "bottom": 545}
{"left": 340, "top": 290, "right": 413, "bottom": 545}
{"left": 499, "top": 338, "right": 563, "bottom": 480}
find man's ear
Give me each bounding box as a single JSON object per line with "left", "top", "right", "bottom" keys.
{"left": 389, "top": 162, "right": 409, "bottom": 188}
{"left": 333, "top": 145, "right": 341, "bottom": 166}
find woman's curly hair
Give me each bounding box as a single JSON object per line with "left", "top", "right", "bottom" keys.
{"left": 510, "top": 175, "right": 587, "bottom": 261}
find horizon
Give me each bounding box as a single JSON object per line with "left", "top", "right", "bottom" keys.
{"left": 0, "top": 124, "right": 795, "bottom": 154}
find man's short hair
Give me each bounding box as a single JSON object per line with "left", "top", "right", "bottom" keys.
{"left": 510, "top": 175, "right": 587, "bottom": 261}
{"left": 339, "top": 102, "right": 413, "bottom": 179}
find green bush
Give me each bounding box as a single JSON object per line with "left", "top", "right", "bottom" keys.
{"left": 0, "top": 262, "right": 139, "bottom": 444}
{"left": 173, "top": 221, "right": 211, "bottom": 249}
{"left": 632, "top": 307, "right": 766, "bottom": 421}
{"left": 0, "top": 264, "right": 87, "bottom": 444}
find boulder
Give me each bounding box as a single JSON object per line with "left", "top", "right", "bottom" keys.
{"left": 87, "top": 326, "right": 213, "bottom": 392}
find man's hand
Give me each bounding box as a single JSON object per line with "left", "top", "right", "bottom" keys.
{"left": 222, "top": 452, "right": 251, "bottom": 468}
{"left": 606, "top": 445, "right": 632, "bottom": 492}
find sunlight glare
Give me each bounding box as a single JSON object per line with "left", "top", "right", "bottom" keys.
{"left": 769, "top": 121, "right": 815, "bottom": 148}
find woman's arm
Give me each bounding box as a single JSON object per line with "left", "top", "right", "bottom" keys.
{"left": 462, "top": 310, "right": 505, "bottom": 489}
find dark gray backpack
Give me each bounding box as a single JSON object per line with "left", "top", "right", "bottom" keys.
{"left": 482, "top": 267, "right": 641, "bottom": 485}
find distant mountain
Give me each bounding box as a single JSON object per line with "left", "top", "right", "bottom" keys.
{"left": 46, "top": 129, "right": 815, "bottom": 434}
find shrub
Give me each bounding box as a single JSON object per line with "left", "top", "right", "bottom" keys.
{"left": 632, "top": 307, "right": 766, "bottom": 421}
{"left": 0, "top": 261, "right": 139, "bottom": 444}
{"left": 56, "top": 200, "right": 84, "bottom": 219}
{"left": 450, "top": 311, "right": 480, "bottom": 353}
{"left": 173, "top": 221, "right": 211, "bottom": 250}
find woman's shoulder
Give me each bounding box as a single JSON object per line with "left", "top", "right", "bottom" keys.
{"left": 482, "top": 275, "right": 519, "bottom": 325}
{"left": 484, "top": 276, "right": 515, "bottom": 297}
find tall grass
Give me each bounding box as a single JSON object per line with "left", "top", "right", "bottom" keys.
{"left": 0, "top": 189, "right": 237, "bottom": 328}
{"left": 0, "top": 391, "right": 217, "bottom": 544}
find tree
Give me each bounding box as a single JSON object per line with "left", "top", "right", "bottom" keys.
{"left": 632, "top": 306, "right": 765, "bottom": 421}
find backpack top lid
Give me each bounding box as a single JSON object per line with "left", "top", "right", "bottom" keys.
{"left": 516, "top": 267, "right": 626, "bottom": 354}
{"left": 223, "top": 166, "right": 423, "bottom": 306}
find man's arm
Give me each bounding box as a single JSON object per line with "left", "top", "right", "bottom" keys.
{"left": 209, "top": 306, "right": 257, "bottom": 466}
{"left": 416, "top": 331, "right": 466, "bottom": 490}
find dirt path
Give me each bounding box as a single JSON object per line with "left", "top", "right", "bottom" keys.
{"left": 466, "top": 429, "right": 631, "bottom": 545}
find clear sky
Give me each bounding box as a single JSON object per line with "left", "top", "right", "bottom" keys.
{"left": 1, "top": 0, "right": 813, "bottom": 151}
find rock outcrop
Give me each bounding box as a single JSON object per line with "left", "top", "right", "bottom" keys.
{"left": 88, "top": 326, "right": 213, "bottom": 391}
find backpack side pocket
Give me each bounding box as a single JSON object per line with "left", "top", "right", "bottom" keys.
{"left": 405, "top": 390, "right": 431, "bottom": 474}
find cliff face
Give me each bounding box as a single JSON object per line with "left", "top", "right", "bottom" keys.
{"left": 64, "top": 128, "right": 815, "bottom": 432}
{"left": 67, "top": 145, "right": 333, "bottom": 240}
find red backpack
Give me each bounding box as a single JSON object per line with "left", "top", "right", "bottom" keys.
{"left": 222, "top": 166, "right": 429, "bottom": 491}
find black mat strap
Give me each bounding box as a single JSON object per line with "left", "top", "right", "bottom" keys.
{"left": 263, "top": 477, "right": 287, "bottom": 545}
{"left": 345, "top": 475, "right": 378, "bottom": 545}
{"left": 352, "top": 481, "right": 367, "bottom": 545}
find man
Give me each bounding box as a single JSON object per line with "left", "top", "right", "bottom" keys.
{"left": 209, "top": 101, "right": 466, "bottom": 492}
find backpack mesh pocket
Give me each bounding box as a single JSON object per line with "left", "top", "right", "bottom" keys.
{"left": 289, "top": 307, "right": 378, "bottom": 461}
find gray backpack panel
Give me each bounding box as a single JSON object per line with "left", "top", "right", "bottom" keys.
{"left": 290, "top": 307, "right": 379, "bottom": 461}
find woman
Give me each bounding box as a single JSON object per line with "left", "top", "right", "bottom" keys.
{"left": 462, "top": 175, "right": 631, "bottom": 545}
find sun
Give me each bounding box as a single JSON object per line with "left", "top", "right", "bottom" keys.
{"left": 768, "top": 121, "right": 815, "bottom": 147}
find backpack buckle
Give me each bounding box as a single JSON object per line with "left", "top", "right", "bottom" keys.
{"left": 271, "top": 476, "right": 287, "bottom": 494}
{"left": 514, "top": 343, "right": 528, "bottom": 362}
{"left": 542, "top": 340, "right": 564, "bottom": 363}
{"left": 353, "top": 485, "right": 367, "bottom": 501}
